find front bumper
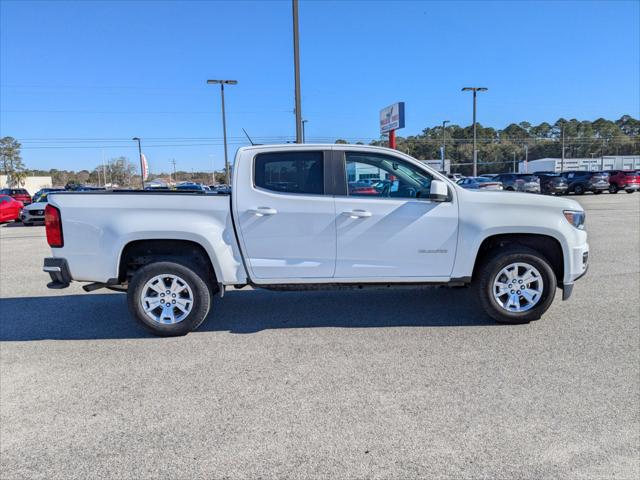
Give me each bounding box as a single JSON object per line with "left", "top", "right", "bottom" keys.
{"left": 43, "top": 257, "right": 72, "bottom": 289}
{"left": 562, "top": 247, "right": 589, "bottom": 300}
{"left": 623, "top": 184, "right": 639, "bottom": 191}
{"left": 21, "top": 211, "right": 45, "bottom": 223}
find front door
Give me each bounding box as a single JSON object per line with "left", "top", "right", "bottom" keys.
{"left": 234, "top": 149, "right": 336, "bottom": 281}
{"left": 334, "top": 151, "right": 458, "bottom": 279}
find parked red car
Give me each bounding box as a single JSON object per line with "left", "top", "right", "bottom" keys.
{"left": 0, "top": 188, "right": 32, "bottom": 205}
{"left": 606, "top": 170, "right": 640, "bottom": 194}
{"left": 0, "top": 194, "right": 23, "bottom": 223}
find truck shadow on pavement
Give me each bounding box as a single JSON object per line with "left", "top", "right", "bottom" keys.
{"left": 0, "top": 287, "right": 498, "bottom": 341}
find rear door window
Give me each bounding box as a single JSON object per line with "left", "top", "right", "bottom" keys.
{"left": 254, "top": 151, "right": 324, "bottom": 195}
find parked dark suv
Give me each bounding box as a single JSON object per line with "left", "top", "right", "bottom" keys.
{"left": 606, "top": 170, "right": 640, "bottom": 194}
{"left": 536, "top": 173, "right": 569, "bottom": 195}
{"left": 560, "top": 171, "right": 609, "bottom": 195}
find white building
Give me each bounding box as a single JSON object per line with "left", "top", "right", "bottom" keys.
{"left": 0, "top": 175, "right": 52, "bottom": 194}
{"left": 519, "top": 156, "right": 640, "bottom": 173}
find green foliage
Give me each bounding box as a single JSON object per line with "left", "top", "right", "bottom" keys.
{"left": 1, "top": 136, "right": 27, "bottom": 185}
{"left": 368, "top": 115, "right": 639, "bottom": 174}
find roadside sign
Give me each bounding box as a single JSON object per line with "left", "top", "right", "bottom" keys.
{"left": 379, "top": 102, "right": 405, "bottom": 134}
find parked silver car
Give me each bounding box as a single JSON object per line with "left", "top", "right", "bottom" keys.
{"left": 493, "top": 174, "right": 540, "bottom": 193}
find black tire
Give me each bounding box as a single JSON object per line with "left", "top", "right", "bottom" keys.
{"left": 23, "top": 222, "right": 33, "bottom": 226}
{"left": 626, "top": 189, "right": 634, "bottom": 194}
{"left": 593, "top": 190, "right": 602, "bottom": 195}
{"left": 609, "top": 184, "right": 618, "bottom": 194}
{"left": 127, "top": 260, "right": 212, "bottom": 336}
{"left": 574, "top": 184, "right": 585, "bottom": 195}
{"left": 476, "top": 246, "right": 557, "bottom": 324}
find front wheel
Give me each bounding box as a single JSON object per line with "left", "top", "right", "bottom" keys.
{"left": 476, "top": 246, "right": 557, "bottom": 324}
{"left": 574, "top": 185, "right": 585, "bottom": 195}
{"left": 594, "top": 190, "right": 602, "bottom": 195}
{"left": 127, "top": 260, "right": 212, "bottom": 336}
{"left": 609, "top": 184, "right": 618, "bottom": 194}
{"left": 626, "top": 189, "right": 635, "bottom": 194}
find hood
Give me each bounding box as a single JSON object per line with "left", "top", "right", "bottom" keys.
{"left": 459, "top": 188, "right": 583, "bottom": 211}
{"left": 25, "top": 202, "right": 47, "bottom": 211}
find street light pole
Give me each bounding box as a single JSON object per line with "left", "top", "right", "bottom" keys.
{"left": 302, "top": 119, "right": 308, "bottom": 143}
{"left": 132, "top": 137, "right": 144, "bottom": 189}
{"left": 441, "top": 120, "right": 450, "bottom": 173}
{"left": 462, "top": 87, "right": 488, "bottom": 176}
{"left": 292, "top": 0, "right": 303, "bottom": 143}
{"left": 207, "top": 79, "right": 237, "bottom": 185}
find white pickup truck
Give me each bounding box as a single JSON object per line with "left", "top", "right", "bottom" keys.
{"left": 43, "top": 144, "right": 589, "bottom": 336}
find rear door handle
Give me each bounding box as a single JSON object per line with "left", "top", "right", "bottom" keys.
{"left": 250, "top": 207, "right": 278, "bottom": 216}
{"left": 342, "top": 209, "right": 372, "bottom": 219}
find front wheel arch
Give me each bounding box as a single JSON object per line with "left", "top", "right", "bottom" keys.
{"left": 471, "top": 233, "right": 564, "bottom": 287}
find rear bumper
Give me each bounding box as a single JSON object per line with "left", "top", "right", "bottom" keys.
{"left": 43, "top": 257, "right": 72, "bottom": 289}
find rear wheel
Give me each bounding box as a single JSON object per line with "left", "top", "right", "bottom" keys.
{"left": 594, "top": 190, "right": 602, "bottom": 195}
{"left": 127, "top": 260, "right": 212, "bottom": 336}
{"left": 476, "top": 246, "right": 557, "bottom": 324}
{"left": 626, "top": 189, "right": 634, "bottom": 194}
{"left": 574, "top": 184, "right": 585, "bottom": 195}
{"left": 609, "top": 184, "right": 619, "bottom": 194}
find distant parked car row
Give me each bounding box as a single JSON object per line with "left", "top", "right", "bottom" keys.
{"left": 452, "top": 170, "right": 640, "bottom": 196}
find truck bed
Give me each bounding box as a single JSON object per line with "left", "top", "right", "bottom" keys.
{"left": 47, "top": 191, "right": 246, "bottom": 285}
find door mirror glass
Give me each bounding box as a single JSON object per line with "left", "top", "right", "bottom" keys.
{"left": 430, "top": 180, "right": 448, "bottom": 201}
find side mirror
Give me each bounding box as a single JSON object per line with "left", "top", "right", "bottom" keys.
{"left": 429, "top": 180, "right": 449, "bottom": 202}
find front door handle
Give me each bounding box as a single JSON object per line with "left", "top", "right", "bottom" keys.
{"left": 342, "top": 209, "right": 372, "bottom": 219}
{"left": 250, "top": 207, "right": 278, "bottom": 216}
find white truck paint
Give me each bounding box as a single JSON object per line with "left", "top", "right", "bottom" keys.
{"left": 44, "top": 144, "right": 589, "bottom": 335}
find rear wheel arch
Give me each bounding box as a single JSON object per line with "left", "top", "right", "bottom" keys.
{"left": 472, "top": 233, "right": 564, "bottom": 286}
{"left": 118, "top": 239, "right": 219, "bottom": 290}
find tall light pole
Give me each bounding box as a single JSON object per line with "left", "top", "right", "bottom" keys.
{"left": 301, "top": 119, "right": 308, "bottom": 143}
{"left": 132, "top": 137, "right": 144, "bottom": 189}
{"left": 462, "top": 87, "right": 488, "bottom": 176}
{"left": 207, "top": 79, "right": 237, "bottom": 185}
{"left": 441, "top": 120, "right": 450, "bottom": 172}
{"left": 292, "top": 0, "right": 303, "bottom": 143}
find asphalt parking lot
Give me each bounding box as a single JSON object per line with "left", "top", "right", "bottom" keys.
{"left": 1, "top": 193, "right": 639, "bottom": 479}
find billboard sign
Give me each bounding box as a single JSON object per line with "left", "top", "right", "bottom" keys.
{"left": 379, "top": 102, "right": 405, "bottom": 133}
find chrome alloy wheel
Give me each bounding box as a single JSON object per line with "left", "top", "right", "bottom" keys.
{"left": 492, "top": 262, "right": 544, "bottom": 313}
{"left": 140, "top": 274, "right": 194, "bottom": 325}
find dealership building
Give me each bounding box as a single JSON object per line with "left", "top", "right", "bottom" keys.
{"left": 519, "top": 155, "right": 640, "bottom": 173}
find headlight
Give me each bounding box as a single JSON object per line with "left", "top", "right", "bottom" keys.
{"left": 563, "top": 210, "right": 586, "bottom": 230}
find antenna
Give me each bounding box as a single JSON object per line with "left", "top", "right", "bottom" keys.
{"left": 242, "top": 128, "right": 261, "bottom": 146}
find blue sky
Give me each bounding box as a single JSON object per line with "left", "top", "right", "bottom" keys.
{"left": 1, "top": 0, "right": 638, "bottom": 173}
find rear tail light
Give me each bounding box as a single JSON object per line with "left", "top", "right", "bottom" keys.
{"left": 45, "top": 204, "right": 64, "bottom": 247}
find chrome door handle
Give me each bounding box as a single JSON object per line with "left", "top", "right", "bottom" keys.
{"left": 342, "top": 209, "right": 372, "bottom": 219}
{"left": 250, "top": 207, "right": 278, "bottom": 216}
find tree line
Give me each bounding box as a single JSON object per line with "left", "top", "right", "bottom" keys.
{"left": 2, "top": 115, "right": 638, "bottom": 187}
{"left": 363, "top": 115, "right": 639, "bottom": 174}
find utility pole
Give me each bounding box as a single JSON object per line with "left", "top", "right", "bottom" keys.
{"left": 524, "top": 144, "right": 528, "bottom": 173}
{"left": 441, "top": 120, "right": 450, "bottom": 172}
{"left": 462, "top": 87, "right": 488, "bottom": 176}
{"left": 132, "top": 137, "right": 145, "bottom": 189}
{"left": 513, "top": 151, "right": 517, "bottom": 173}
{"left": 292, "top": 0, "right": 303, "bottom": 143}
{"left": 171, "top": 159, "right": 177, "bottom": 184}
{"left": 302, "top": 119, "right": 308, "bottom": 143}
{"left": 207, "top": 80, "right": 237, "bottom": 185}
{"left": 601, "top": 138, "right": 605, "bottom": 171}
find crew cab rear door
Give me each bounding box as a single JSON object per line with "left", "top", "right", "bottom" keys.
{"left": 233, "top": 148, "right": 336, "bottom": 281}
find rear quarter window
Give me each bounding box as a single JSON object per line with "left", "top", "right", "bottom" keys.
{"left": 254, "top": 151, "right": 324, "bottom": 195}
